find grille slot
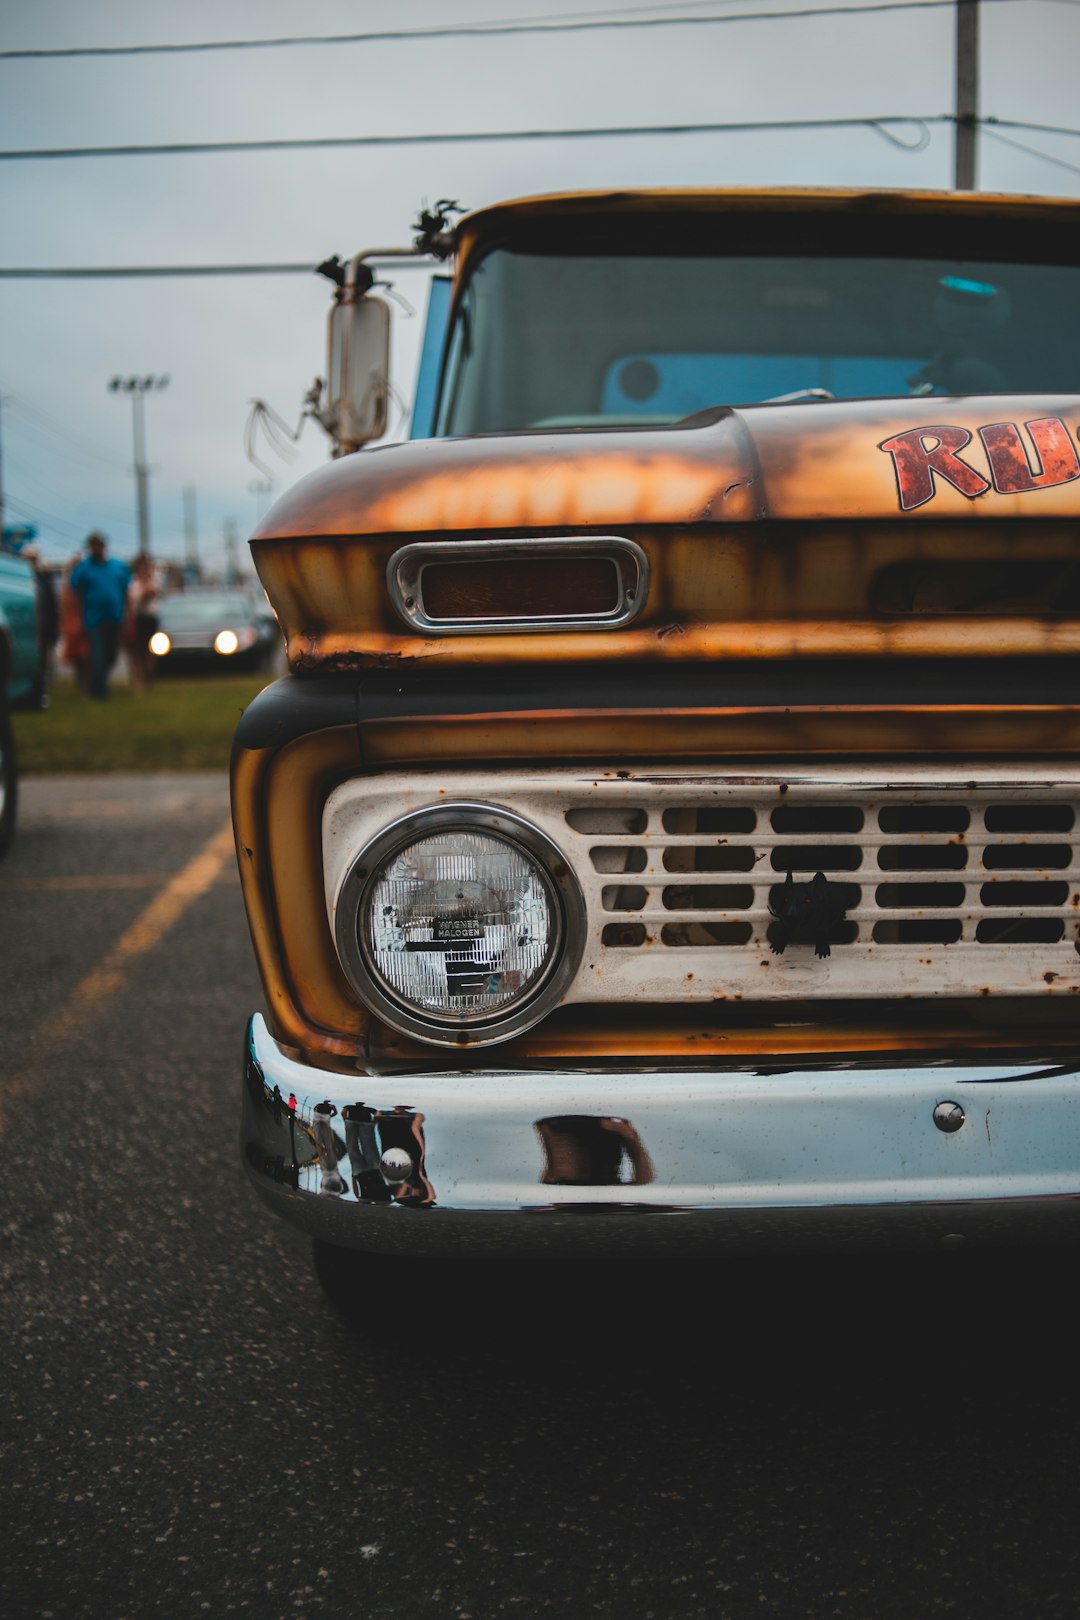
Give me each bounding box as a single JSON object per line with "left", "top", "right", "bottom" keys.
{"left": 662, "top": 806, "right": 756, "bottom": 834}
{"left": 976, "top": 918, "right": 1065, "bottom": 944}
{"left": 877, "top": 882, "right": 967, "bottom": 909}
{"left": 770, "top": 844, "right": 862, "bottom": 872}
{"left": 879, "top": 805, "right": 970, "bottom": 834}
{"left": 879, "top": 843, "right": 968, "bottom": 871}
{"left": 981, "top": 881, "right": 1070, "bottom": 907}
{"left": 772, "top": 804, "right": 864, "bottom": 834}
{"left": 663, "top": 883, "right": 756, "bottom": 911}
{"left": 568, "top": 807, "right": 648, "bottom": 835}
{"left": 591, "top": 844, "right": 647, "bottom": 874}
{"left": 983, "top": 843, "right": 1071, "bottom": 870}
{"left": 662, "top": 921, "right": 754, "bottom": 948}
{"left": 602, "top": 884, "right": 649, "bottom": 912}
{"left": 984, "top": 804, "right": 1074, "bottom": 832}
{"left": 873, "top": 919, "right": 965, "bottom": 945}
{"left": 662, "top": 844, "right": 757, "bottom": 873}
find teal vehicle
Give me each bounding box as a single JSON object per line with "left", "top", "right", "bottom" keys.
{"left": 0, "top": 548, "right": 43, "bottom": 857}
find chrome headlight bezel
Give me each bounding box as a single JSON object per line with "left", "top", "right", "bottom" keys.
{"left": 334, "top": 803, "right": 585, "bottom": 1047}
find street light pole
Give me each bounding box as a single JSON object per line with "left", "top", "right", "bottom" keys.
{"left": 131, "top": 384, "right": 149, "bottom": 553}
{"left": 182, "top": 484, "right": 199, "bottom": 576}
{"left": 223, "top": 516, "right": 240, "bottom": 584}
{"left": 109, "top": 374, "right": 169, "bottom": 555}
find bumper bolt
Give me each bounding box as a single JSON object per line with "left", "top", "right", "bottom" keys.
{"left": 933, "top": 1101, "right": 965, "bottom": 1133}
{"left": 379, "top": 1146, "right": 413, "bottom": 1184}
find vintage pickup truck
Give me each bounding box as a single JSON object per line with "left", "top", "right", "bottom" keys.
{"left": 234, "top": 187, "right": 1080, "bottom": 1292}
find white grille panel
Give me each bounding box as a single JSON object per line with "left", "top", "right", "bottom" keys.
{"left": 323, "top": 767, "right": 1080, "bottom": 1006}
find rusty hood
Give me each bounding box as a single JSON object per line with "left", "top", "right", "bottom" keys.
{"left": 255, "top": 395, "right": 1080, "bottom": 537}
{"left": 251, "top": 395, "right": 1080, "bottom": 670}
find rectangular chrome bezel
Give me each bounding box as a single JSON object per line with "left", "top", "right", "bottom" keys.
{"left": 386, "top": 535, "right": 649, "bottom": 634}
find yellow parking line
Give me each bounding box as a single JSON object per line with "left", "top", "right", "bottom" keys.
{"left": 1, "top": 819, "right": 237, "bottom": 1133}
{"left": 63, "top": 820, "right": 237, "bottom": 1010}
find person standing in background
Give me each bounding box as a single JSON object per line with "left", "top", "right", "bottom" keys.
{"left": 70, "top": 533, "right": 131, "bottom": 700}
{"left": 60, "top": 555, "right": 91, "bottom": 695}
{"left": 125, "top": 553, "right": 163, "bottom": 695}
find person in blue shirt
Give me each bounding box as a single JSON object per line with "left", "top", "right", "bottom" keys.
{"left": 70, "top": 532, "right": 132, "bottom": 700}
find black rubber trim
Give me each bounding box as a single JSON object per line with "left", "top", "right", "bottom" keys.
{"left": 232, "top": 674, "right": 359, "bottom": 755}
{"left": 229, "top": 659, "right": 1080, "bottom": 755}
{"left": 463, "top": 210, "right": 1080, "bottom": 271}
{"left": 352, "top": 659, "right": 1079, "bottom": 723}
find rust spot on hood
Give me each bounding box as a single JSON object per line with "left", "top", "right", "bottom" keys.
{"left": 293, "top": 646, "right": 410, "bottom": 673}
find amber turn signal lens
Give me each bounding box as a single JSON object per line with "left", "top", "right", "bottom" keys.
{"left": 421, "top": 556, "right": 620, "bottom": 622}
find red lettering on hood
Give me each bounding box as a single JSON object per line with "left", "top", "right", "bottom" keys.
{"left": 979, "top": 417, "right": 1080, "bottom": 494}
{"left": 879, "top": 425, "right": 991, "bottom": 511}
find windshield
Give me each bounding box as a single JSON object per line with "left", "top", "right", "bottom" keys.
{"left": 436, "top": 248, "right": 1080, "bottom": 435}
{"left": 160, "top": 593, "right": 253, "bottom": 629}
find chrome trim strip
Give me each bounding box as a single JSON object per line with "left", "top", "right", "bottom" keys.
{"left": 386, "top": 536, "right": 649, "bottom": 634}
{"left": 242, "top": 1015, "right": 1080, "bottom": 1257}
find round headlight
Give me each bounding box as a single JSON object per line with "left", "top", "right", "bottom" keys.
{"left": 214, "top": 629, "right": 240, "bottom": 655}
{"left": 335, "top": 805, "right": 584, "bottom": 1046}
{"left": 149, "top": 631, "right": 170, "bottom": 656}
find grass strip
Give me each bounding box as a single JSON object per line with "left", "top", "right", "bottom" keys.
{"left": 13, "top": 675, "right": 273, "bottom": 773}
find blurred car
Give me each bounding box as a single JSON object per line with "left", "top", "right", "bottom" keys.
{"left": 0, "top": 547, "right": 47, "bottom": 858}
{"left": 148, "top": 588, "right": 281, "bottom": 674}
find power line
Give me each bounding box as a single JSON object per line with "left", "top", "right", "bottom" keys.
{"left": 0, "top": 113, "right": 939, "bottom": 163}
{"left": 2, "top": 388, "right": 132, "bottom": 467}
{"left": 8, "top": 111, "right": 1080, "bottom": 170}
{"left": 986, "top": 116, "right": 1080, "bottom": 142}
{"left": 982, "top": 126, "right": 1080, "bottom": 179}
{"left": 0, "top": 262, "right": 320, "bottom": 278}
{"left": 3, "top": 493, "right": 90, "bottom": 542}
{"left": 7, "top": 479, "right": 144, "bottom": 529}
{"left": 0, "top": 0, "right": 1017, "bottom": 60}
{"left": 0, "top": 260, "right": 434, "bottom": 280}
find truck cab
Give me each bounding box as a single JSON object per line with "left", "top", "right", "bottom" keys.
{"left": 234, "top": 187, "right": 1080, "bottom": 1280}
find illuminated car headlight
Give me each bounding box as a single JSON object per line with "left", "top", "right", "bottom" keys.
{"left": 334, "top": 805, "right": 584, "bottom": 1046}
{"left": 215, "top": 627, "right": 258, "bottom": 655}
{"left": 149, "top": 631, "right": 171, "bottom": 656}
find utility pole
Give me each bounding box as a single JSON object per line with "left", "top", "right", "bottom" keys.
{"left": 954, "top": 0, "right": 978, "bottom": 191}
{"left": 248, "top": 477, "right": 274, "bottom": 526}
{"left": 108, "top": 375, "right": 169, "bottom": 555}
{"left": 224, "top": 517, "right": 240, "bottom": 583}
{"left": 182, "top": 484, "right": 199, "bottom": 577}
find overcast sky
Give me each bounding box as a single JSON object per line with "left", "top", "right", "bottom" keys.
{"left": 2, "top": 0, "right": 1079, "bottom": 572}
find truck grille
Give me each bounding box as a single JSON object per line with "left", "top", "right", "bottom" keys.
{"left": 324, "top": 768, "right": 1080, "bottom": 1006}
{"left": 581, "top": 797, "right": 1075, "bottom": 949}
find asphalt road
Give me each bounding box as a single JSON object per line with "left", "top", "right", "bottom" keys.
{"left": 3, "top": 774, "right": 1080, "bottom": 1620}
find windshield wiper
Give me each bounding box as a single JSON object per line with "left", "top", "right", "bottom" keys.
{"left": 763, "top": 388, "right": 836, "bottom": 405}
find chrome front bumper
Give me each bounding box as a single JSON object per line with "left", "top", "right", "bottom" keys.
{"left": 242, "top": 1014, "right": 1080, "bottom": 1256}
